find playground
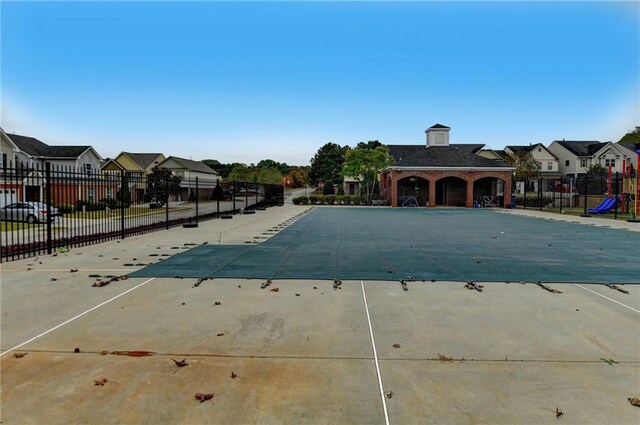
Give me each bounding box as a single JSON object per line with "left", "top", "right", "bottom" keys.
{"left": 1, "top": 206, "right": 639, "bottom": 424}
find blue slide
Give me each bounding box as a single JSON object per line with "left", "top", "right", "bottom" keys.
{"left": 587, "top": 198, "right": 610, "bottom": 213}
{"left": 588, "top": 197, "right": 618, "bottom": 214}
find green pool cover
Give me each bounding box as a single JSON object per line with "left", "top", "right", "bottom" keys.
{"left": 129, "top": 208, "right": 640, "bottom": 284}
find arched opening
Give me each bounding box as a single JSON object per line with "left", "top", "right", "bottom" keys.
{"left": 397, "top": 176, "right": 429, "bottom": 207}
{"left": 435, "top": 176, "right": 467, "bottom": 206}
{"left": 473, "top": 177, "right": 506, "bottom": 207}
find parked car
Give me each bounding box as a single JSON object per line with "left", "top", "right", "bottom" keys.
{"left": 0, "top": 202, "right": 62, "bottom": 223}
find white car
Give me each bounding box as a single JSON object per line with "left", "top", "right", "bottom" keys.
{"left": 0, "top": 202, "right": 62, "bottom": 224}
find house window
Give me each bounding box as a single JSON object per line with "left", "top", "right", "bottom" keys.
{"left": 565, "top": 160, "right": 570, "bottom": 167}
{"left": 106, "top": 188, "right": 113, "bottom": 199}
{"left": 435, "top": 133, "right": 444, "bottom": 144}
{"left": 547, "top": 162, "right": 553, "bottom": 171}
{"left": 604, "top": 158, "right": 616, "bottom": 168}
{"left": 87, "top": 188, "right": 95, "bottom": 202}
{"left": 1, "top": 153, "right": 6, "bottom": 168}
{"left": 538, "top": 147, "right": 542, "bottom": 152}
{"left": 84, "top": 163, "right": 92, "bottom": 174}
{"left": 580, "top": 158, "right": 588, "bottom": 168}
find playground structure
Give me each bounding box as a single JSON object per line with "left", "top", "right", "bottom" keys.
{"left": 620, "top": 154, "right": 640, "bottom": 218}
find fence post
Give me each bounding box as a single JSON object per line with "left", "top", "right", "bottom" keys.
{"left": 165, "top": 177, "right": 169, "bottom": 230}
{"left": 523, "top": 179, "right": 527, "bottom": 210}
{"left": 614, "top": 172, "right": 619, "bottom": 220}
{"left": 583, "top": 174, "right": 589, "bottom": 215}
{"left": 255, "top": 181, "right": 258, "bottom": 207}
{"left": 195, "top": 176, "right": 199, "bottom": 224}
{"left": 559, "top": 176, "right": 563, "bottom": 212}
{"left": 120, "top": 169, "right": 126, "bottom": 239}
{"left": 232, "top": 181, "right": 236, "bottom": 214}
{"left": 245, "top": 180, "right": 248, "bottom": 209}
{"left": 216, "top": 178, "right": 220, "bottom": 218}
{"left": 538, "top": 177, "right": 543, "bottom": 211}
{"left": 45, "top": 162, "right": 52, "bottom": 254}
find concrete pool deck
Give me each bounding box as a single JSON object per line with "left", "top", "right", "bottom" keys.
{"left": 1, "top": 205, "right": 639, "bottom": 424}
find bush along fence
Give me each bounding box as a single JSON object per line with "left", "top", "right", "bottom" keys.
{"left": 292, "top": 194, "right": 388, "bottom": 206}
{"left": 0, "top": 162, "right": 283, "bottom": 262}
{"left": 512, "top": 171, "right": 638, "bottom": 220}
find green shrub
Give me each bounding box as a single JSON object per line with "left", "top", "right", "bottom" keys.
{"left": 335, "top": 195, "right": 344, "bottom": 205}
{"left": 309, "top": 195, "right": 321, "bottom": 205}
{"left": 98, "top": 198, "right": 119, "bottom": 209}
{"left": 325, "top": 195, "right": 335, "bottom": 205}
{"left": 292, "top": 196, "right": 309, "bottom": 205}
{"left": 57, "top": 204, "right": 74, "bottom": 214}
{"left": 342, "top": 195, "right": 351, "bottom": 205}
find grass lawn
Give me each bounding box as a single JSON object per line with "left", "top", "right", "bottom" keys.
{"left": 542, "top": 206, "right": 637, "bottom": 221}
{"left": 0, "top": 222, "right": 66, "bottom": 232}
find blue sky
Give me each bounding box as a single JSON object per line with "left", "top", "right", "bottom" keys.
{"left": 1, "top": 1, "right": 638, "bottom": 165}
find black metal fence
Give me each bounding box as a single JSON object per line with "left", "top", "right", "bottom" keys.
{"left": 0, "top": 162, "right": 284, "bottom": 262}
{"left": 513, "top": 172, "right": 638, "bottom": 220}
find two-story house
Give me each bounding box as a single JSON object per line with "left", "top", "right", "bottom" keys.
{"left": 1, "top": 130, "right": 104, "bottom": 204}
{"left": 504, "top": 143, "right": 562, "bottom": 193}
{"left": 101, "top": 152, "right": 166, "bottom": 202}
{"left": 156, "top": 156, "right": 220, "bottom": 201}
{"left": 548, "top": 139, "right": 632, "bottom": 178}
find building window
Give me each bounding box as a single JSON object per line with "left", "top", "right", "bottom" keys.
{"left": 84, "top": 163, "right": 92, "bottom": 174}
{"left": 435, "top": 133, "right": 444, "bottom": 144}
{"left": 580, "top": 158, "right": 588, "bottom": 168}
{"left": 1, "top": 153, "right": 7, "bottom": 168}
{"left": 565, "top": 160, "right": 570, "bottom": 167}
{"left": 87, "top": 188, "right": 95, "bottom": 202}
{"left": 547, "top": 162, "right": 553, "bottom": 171}
{"left": 538, "top": 147, "right": 542, "bottom": 152}
{"left": 604, "top": 158, "right": 616, "bottom": 168}
{"left": 106, "top": 188, "right": 113, "bottom": 199}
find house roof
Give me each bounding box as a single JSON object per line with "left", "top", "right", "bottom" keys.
{"left": 426, "top": 123, "right": 450, "bottom": 130}
{"left": 120, "top": 152, "right": 164, "bottom": 170}
{"left": 553, "top": 140, "right": 603, "bottom": 157}
{"left": 387, "top": 144, "right": 512, "bottom": 168}
{"left": 618, "top": 141, "right": 640, "bottom": 154}
{"left": 8, "top": 133, "right": 92, "bottom": 158}
{"left": 160, "top": 156, "right": 219, "bottom": 174}
{"left": 505, "top": 145, "right": 535, "bottom": 153}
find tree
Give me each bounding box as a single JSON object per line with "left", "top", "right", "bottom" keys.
{"left": 618, "top": 127, "right": 640, "bottom": 146}
{"left": 308, "top": 143, "right": 349, "bottom": 187}
{"left": 342, "top": 145, "right": 394, "bottom": 205}
{"left": 587, "top": 163, "right": 607, "bottom": 176}
{"left": 504, "top": 151, "right": 541, "bottom": 182}
{"left": 146, "top": 167, "right": 182, "bottom": 204}
{"left": 201, "top": 160, "right": 237, "bottom": 179}
{"left": 228, "top": 164, "right": 250, "bottom": 182}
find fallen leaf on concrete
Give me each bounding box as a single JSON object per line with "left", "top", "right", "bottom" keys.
{"left": 100, "top": 351, "right": 109, "bottom": 355}
{"left": 629, "top": 397, "right": 640, "bottom": 407}
{"left": 74, "top": 348, "right": 81, "bottom": 353}
{"left": 270, "top": 287, "right": 280, "bottom": 292}
{"left": 436, "top": 353, "right": 453, "bottom": 362}
{"left": 50, "top": 278, "right": 58, "bottom": 281}
{"left": 213, "top": 301, "right": 222, "bottom": 306}
{"left": 231, "top": 372, "right": 237, "bottom": 379}
{"left": 94, "top": 378, "right": 108, "bottom": 386}
{"left": 172, "top": 358, "right": 189, "bottom": 367}
{"left": 556, "top": 407, "right": 563, "bottom": 417}
{"left": 195, "top": 392, "right": 214, "bottom": 403}
{"left": 70, "top": 269, "right": 78, "bottom": 273}
{"left": 13, "top": 352, "right": 27, "bottom": 358}
{"left": 386, "top": 391, "right": 393, "bottom": 399}
{"left": 392, "top": 344, "right": 401, "bottom": 349}
{"left": 295, "top": 293, "right": 300, "bottom": 296}
{"left": 217, "top": 333, "right": 225, "bottom": 337}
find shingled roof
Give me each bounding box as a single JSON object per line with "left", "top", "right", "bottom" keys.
{"left": 426, "top": 123, "right": 450, "bottom": 130}
{"left": 8, "top": 133, "right": 92, "bottom": 158}
{"left": 160, "top": 156, "right": 218, "bottom": 174}
{"left": 121, "top": 152, "right": 164, "bottom": 170}
{"left": 505, "top": 145, "right": 535, "bottom": 153}
{"left": 554, "top": 140, "right": 603, "bottom": 157}
{"left": 387, "top": 144, "right": 512, "bottom": 168}
{"left": 618, "top": 141, "right": 640, "bottom": 154}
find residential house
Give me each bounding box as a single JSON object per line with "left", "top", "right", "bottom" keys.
{"left": 102, "top": 152, "right": 166, "bottom": 202}
{"left": 156, "top": 156, "right": 220, "bottom": 201}
{"left": 379, "top": 124, "right": 514, "bottom": 207}
{"left": 1, "top": 128, "right": 22, "bottom": 205}
{"left": 476, "top": 149, "right": 505, "bottom": 161}
{"left": 548, "top": 139, "right": 632, "bottom": 178}
{"left": 1, "top": 130, "right": 106, "bottom": 205}
{"left": 616, "top": 127, "right": 640, "bottom": 169}
{"left": 504, "top": 143, "right": 562, "bottom": 193}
